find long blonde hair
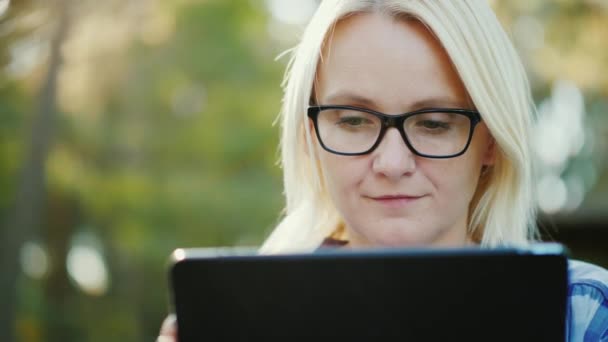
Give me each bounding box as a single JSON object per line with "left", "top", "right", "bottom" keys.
{"left": 260, "top": 0, "right": 538, "bottom": 254}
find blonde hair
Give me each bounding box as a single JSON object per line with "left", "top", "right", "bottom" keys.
{"left": 260, "top": 0, "right": 538, "bottom": 254}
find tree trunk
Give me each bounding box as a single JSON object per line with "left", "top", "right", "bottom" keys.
{"left": 44, "top": 192, "right": 80, "bottom": 341}
{"left": 0, "top": 1, "right": 71, "bottom": 340}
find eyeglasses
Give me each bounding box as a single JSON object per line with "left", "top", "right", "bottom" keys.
{"left": 307, "top": 105, "right": 482, "bottom": 158}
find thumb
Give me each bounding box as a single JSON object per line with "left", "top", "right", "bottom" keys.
{"left": 157, "top": 314, "right": 177, "bottom": 342}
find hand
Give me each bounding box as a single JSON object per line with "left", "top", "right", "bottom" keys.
{"left": 156, "top": 314, "right": 178, "bottom": 342}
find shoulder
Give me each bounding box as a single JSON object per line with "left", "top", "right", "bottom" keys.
{"left": 567, "top": 259, "right": 608, "bottom": 341}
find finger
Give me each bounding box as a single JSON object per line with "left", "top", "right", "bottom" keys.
{"left": 156, "top": 337, "right": 174, "bottom": 342}
{"left": 158, "top": 314, "right": 177, "bottom": 340}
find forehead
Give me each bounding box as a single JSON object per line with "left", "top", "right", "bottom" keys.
{"left": 315, "top": 12, "right": 470, "bottom": 111}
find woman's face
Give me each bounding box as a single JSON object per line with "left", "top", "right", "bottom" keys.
{"left": 312, "top": 12, "right": 495, "bottom": 248}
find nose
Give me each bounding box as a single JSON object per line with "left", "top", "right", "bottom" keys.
{"left": 371, "top": 128, "right": 416, "bottom": 180}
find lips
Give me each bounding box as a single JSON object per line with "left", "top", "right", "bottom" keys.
{"left": 369, "top": 194, "right": 425, "bottom": 200}
{"left": 371, "top": 194, "right": 424, "bottom": 200}
{"left": 366, "top": 194, "right": 426, "bottom": 208}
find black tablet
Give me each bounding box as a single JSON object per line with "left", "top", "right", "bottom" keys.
{"left": 169, "top": 244, "right": 568, "bottom": 342}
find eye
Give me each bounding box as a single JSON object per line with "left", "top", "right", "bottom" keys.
{"left": 336, "top": 116, "right": 372, "bottom": 126}
{"left": 417, "top": 120, "right": 450, "bottom": 130}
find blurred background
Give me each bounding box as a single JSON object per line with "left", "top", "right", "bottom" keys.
{"left": 0, "top": 0, "right": 606, "bottom": 340}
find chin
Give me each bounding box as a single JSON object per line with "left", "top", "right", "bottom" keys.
{"left": 368, "top": 226, "right": 433, "bottom": 248}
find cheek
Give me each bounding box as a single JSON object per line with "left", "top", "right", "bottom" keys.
{"left": 430, "top": 126, "right": 491, "bottom": 196}
{"left": 318, "top": 151, "right": 369, "bottom": 199}
{"left": 419, "top": 155, "right": 482, "bottom": 203}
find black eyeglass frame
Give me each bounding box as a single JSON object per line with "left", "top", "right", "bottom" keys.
{"left": 307, "top": 105, "right": 483, "bottom": 158}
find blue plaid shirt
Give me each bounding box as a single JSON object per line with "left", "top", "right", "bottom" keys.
{"left": 567, "top": 260, "right": 608, "bottom": 341}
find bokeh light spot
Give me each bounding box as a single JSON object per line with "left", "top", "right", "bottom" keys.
{"left": 67, "top": 245, "right": 109, "bottom": 296}
{"left": 20, "top": 241, "right": 49, "bottom": 280}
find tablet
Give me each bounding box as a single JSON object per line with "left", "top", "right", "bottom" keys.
{"left": 169, "top": 244, "right": 568, "bottom": 341}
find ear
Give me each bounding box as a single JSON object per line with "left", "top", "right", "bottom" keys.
{"left": 307, "top": 117, "right": 315, "bottom": 135}
{"left": 482, "top": 136, "right": 497, "bottom": 166}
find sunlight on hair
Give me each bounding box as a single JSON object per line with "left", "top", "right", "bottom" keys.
{"left": 66, "top": 232, "right": 109, "bottom": 296}
{"left": 20, "top": 241, "right": 49, "bottom": 280}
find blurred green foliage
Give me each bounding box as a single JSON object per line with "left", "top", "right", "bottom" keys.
{"left": 0, "top": 0, "right": 606, "bottom": 341}
{"left": 2, "top": 1, "right": 286, "bottom": 340}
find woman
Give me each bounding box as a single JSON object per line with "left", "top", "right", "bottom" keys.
{"left": 159, "top": 1, "right": 608, "bottom": 340}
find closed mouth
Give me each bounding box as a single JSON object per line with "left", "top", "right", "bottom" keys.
{"left": 369, "top": 194, "right": 425, "bottom": 200}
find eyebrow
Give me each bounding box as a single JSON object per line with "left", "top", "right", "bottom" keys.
{"left": 320, "top": 91, "right": 471, "bottom": 112}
